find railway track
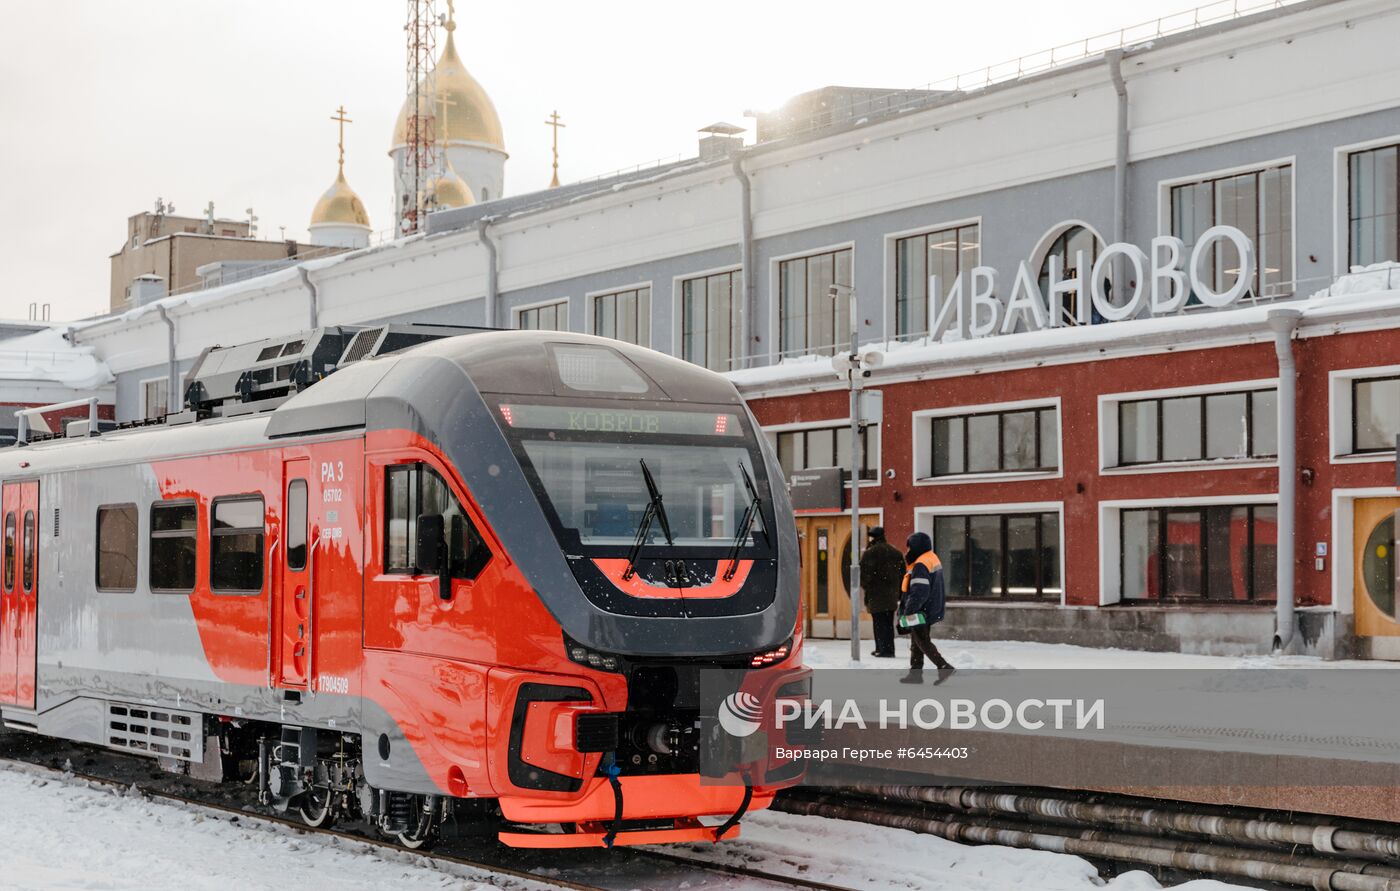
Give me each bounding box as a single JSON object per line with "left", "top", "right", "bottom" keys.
{"left": 12, "top": 729, "right": 1400, "bottom": 890}
{"left": 777, "top": 786, "right": 1400, "bottom": 891}
{"left": 0, "top": 732, "right": 852, "bottom": 891}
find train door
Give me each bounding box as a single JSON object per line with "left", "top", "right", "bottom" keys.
{"left": 276, "top": 459, "right": 312, "bottom": 689}
{"left": 17, "top": 482, "right": 37, "bottom": 707}
{"left": 1354, "top": 497, "right": 1400, "bottom": 641}
{"left": 0, "top": 485, "right": 17, "bottom": 703}
{"left": 0, "top": 482, "right": 38, "bottom": 708}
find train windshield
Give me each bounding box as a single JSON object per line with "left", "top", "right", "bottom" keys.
{"left": 498, "top": 402, "right": 768, "bottom": 550}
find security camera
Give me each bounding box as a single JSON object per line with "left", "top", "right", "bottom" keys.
{"left": 885, "top": 468, "right": 896, "bottom": 479}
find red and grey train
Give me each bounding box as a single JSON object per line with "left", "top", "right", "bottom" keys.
{"left": 0, "top": 327, "right": 806, "bottom": 848}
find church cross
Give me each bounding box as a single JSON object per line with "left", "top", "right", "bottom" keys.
{"left": 331, "top": 105, "right": 352, "bottom": 171}
{"left": 545, "top": 110, "right": 566, "bottom": 188}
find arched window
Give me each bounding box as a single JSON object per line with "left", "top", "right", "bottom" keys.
{"left": 1036, "top": 225, "right": 1104, "bottom": 326}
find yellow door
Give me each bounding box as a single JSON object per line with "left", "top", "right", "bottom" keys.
{"left": 1354, "top": 497, "right": 1400, "bottom": 638}
{"left": 798, "top": 515, "right": 879, "bottom": 639}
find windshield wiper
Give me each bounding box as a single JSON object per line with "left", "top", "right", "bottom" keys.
{"left": 622, "top": 459, "right": 674, "bottom": 581}
{"left": 723, "top": 462, "right": 762, "bottom": 581}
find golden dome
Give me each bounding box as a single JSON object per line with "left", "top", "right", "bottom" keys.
{"left": 392, "top": 31, "right": 505, "bottom": 151}
{"left": 426, "top": 162, "right": 475, "bottom": 210}
{"left": 310, "top": 168, "right": 371, "bottom": 228}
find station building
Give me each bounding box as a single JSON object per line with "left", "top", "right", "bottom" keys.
{"left": 11, "top": 0, "right": 1400, "bottom": 657}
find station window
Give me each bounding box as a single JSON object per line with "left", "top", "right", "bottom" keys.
{"left": 150, "top": 502, "right": 197, "bottom": 593}
{"left": 516, "top": 300, "right": 569, "bottom": 332}
{"left": 1117, "top": 389, "right": 1276, "bottom": 465}
{"left": 384, "top": 463, "right": 491, "bottom": 580}
{"left": 775, "top": 424, "right": 878, "bottom": 483}
{"left": 3, "top": 512, "right": 13, "bottom": 590}
{"left": 680, "top": 269, "right": 741, "bottom": 372}
{"left": 893, "top": 223, "right": 980, "bottom": 339}
{"left": 96, "top": 504, "right": 138, "bottom": 592}
{"left": 1170, "top": 163, "right": 1294, "bottom": 298}
{"left": 931, "top": 512, "right": 1061, "bottom": 600}
{"left": 778, "top": 247, "right": 853, "bottom": 359}
{"left": 1120, "top": 504, "right": 1276, "bottom": 602}
{"left": 591, "top": 286, "right": 650, "bottom": 347}
{"left": 210, "top": 496, "right": 265, "bottom": 594}
{"left": 927, "top": 406, "right": 1058, "bottom": 478}
{"left": 1352, "top": 375, "right": 1400, "bottom": 453}
{"left": 1036, "top": 226, "right": 1103, "bottom": 325}
{"left": 1348, "top": 144, "right": 1399, "bottom": 268}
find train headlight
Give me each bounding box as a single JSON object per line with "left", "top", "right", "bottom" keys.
{"left": 564, "top": 635, "right": 623, "bottom": 673}
{"left": 750, "top": 638, "right": 793, "bottom": 668}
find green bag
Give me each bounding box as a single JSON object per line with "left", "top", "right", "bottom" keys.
{"left": 898, "top": 611, "right": 928, "bottom": 630}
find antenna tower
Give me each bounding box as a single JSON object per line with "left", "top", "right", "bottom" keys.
{"left": 401, "top": 0, "right": 439, "bottom": 235}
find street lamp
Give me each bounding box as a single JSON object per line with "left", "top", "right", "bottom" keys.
{"left": 829, "top": 284, "right": 883, "bottom": 662}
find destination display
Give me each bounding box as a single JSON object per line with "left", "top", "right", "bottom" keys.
{"left": 499, "top": 403, "right": 744, "bottom": 436}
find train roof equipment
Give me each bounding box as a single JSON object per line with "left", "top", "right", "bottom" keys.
{"left": 8, "top": 322, "right": 495, "bottom": 445}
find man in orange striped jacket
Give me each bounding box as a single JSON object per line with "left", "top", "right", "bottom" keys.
{"left": 898, "top": 531, "right": 955, "bottom": 683}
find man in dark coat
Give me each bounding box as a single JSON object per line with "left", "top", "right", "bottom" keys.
{"left": 898, "top": 531, "right": 954, "bottom": 683}
{"left": 859, "top": 526, "right": 903, "bottom": 658}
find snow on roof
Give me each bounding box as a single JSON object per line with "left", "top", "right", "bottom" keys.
{"left": 0, "top": 326, "right": 114, "bottom": 390}
{"left": 75, "top": 243, "right": 367, "bottom": 335}
{"left": 727, "top": 262, "right": 1400, "bottom": 394}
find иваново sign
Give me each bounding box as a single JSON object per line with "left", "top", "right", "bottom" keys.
{"left": 929, "top": 225, "right": 1256, "bottom": 340}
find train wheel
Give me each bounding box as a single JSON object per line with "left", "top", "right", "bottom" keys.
{"left": 298, "top": 786, "right": 335, "bottom": 829}
{"left": 396, "top": 796, "right": 438, "bottom": 850}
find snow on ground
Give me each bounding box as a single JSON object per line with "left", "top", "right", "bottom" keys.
{"left": 802, "top": 637, "right": 1398, "bottom": 671}
{"left": 0, "top": 758, "right": 1250, "bottom": 891}
{"left": 0, "top": 764, "right": 539, "bottom": 891}
{"left": 674, "top": 809, "right": 1245, "bottom": 891}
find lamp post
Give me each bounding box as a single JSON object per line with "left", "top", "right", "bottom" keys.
{"left": 829, "top": 284, "right": 882, "bottom": 662}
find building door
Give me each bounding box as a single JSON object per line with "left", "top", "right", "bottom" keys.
{"left": 797, "top": 514, "right": 878, "bottom": 639}
{"left": 277, "top": 460, "right": 312, "bottom": 689}
{"left": 1354, "top": 497, "right": 1400, "bottom": 639}
{"left": 0, "top": 481, "right": 39, "bottom": 708}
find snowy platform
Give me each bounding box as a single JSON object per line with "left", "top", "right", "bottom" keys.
{"left": 800, "top": 639, "right": 1400, "bottom": 822}
{"left": 801, "top": 637, "right": 1397, "bottom": 671}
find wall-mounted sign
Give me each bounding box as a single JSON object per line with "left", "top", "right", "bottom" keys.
{"left": 929, "top": 225, "right": 1255, "bottom": 341}
{"left": 789, "top": 467, "right": 844, "bottom": 512}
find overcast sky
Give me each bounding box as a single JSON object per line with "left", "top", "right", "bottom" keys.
{"left": 1, "top": 0, "right": 1213, "bottom": 321}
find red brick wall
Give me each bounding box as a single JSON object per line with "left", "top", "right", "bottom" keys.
{"left": 747, "top": 328, "right": 1400, "bottom": 608}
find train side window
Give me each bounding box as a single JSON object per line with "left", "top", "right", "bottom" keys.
{"left": 385, "top": 466, "right": 416, "bottom": 573}
{"left": 150, "top": 502, "right": 197, "bottom": 593}
{"left": 23, "top": 509, "right": 36, "bottom": 592}
{"left": 287, "top": 480, "right": 308, "bottom": 571}
{"left": 384, "top": 463, "right": 491, "bottom": 580}
{"left": 210, "top": 496, "right": 265, "bottom": 595}
{"left": 95, "top": 504, "right": 138, "bottom": 593}
{"left": 3, "top": 512, "right": 13, "bottom": 590}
